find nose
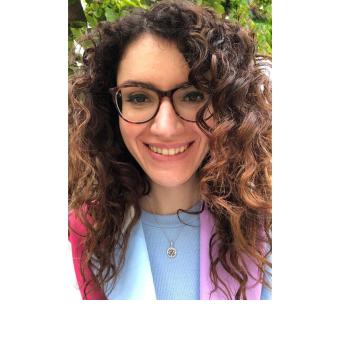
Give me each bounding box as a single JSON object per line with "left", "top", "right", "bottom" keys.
{"left": 149, "top": 97, "right": 184, "bottom": 137}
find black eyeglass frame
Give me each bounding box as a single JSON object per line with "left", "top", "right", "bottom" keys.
{"left": 108, "top": 82, "right": 213, "bottom": 124}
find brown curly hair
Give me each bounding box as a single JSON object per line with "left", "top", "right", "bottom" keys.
{"left": 69, "top": 0, "right": 272, "bottom": 299}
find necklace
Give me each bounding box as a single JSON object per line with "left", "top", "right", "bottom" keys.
{"left": 145, "top": 198, "right": 202, "bottom": 259}
{"left": 162, "top": 226, "right": 184, "bottom": 258}
{"left": 147, "top": 205, "right": 185, "bottom": 259}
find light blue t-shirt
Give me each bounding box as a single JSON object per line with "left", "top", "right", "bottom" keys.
{"left": 141, "top": 203, "right": 201, "bottom": 300}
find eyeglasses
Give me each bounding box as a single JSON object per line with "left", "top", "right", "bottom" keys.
{"left": 108, "top": 82, "right": 212, "bottom": 124}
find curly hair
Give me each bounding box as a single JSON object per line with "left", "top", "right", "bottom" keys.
{"left": 68, "top": 0, "right": 272, "bottom": 299}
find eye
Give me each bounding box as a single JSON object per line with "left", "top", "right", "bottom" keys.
{"left": 127, "top": 93, "right": 150, "bottom": 104}
{"left": 183, "top": 91, "right": 205, "bottom": 102}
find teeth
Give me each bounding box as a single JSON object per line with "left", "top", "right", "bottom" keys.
{"left": 148, "top": 144, "right": 190, "bottom": 156}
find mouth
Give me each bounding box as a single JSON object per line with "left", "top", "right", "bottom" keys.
{"left": 145, "top": 142, "right": 194, "bottom": 156}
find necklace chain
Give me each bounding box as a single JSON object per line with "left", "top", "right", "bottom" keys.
{"left": 147, "top": 202, "right": 185, "bottom": 259}
{"left": 146, "top": 198, "right": 202, "bottom": 259}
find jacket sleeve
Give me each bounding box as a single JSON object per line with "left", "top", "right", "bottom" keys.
{"left": 68, "top": 211, "right": 107, "bottom": 300}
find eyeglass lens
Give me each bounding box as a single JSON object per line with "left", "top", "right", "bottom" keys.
{"left": 115, "top": 86, "right": 210, "bottom": 123}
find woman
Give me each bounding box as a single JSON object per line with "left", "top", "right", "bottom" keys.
{"left": 68, "top": 0, "right": 272, "bottom": 300}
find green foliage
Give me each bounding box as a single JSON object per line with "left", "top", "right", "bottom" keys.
{"left": 68, "top": 0, "right": 271, "bottom": 74}
{"left": 83, "top": 0, "right": 148, "bottom": 27}
{"left": 198, "top": 0, "right": 225, "bottom": 14}
{"left": 227, "top": 0, "right": 272, "bottom": 55}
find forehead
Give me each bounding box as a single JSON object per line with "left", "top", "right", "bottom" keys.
{"left": 117, "top": 33, "right": 190, "bottom": 90}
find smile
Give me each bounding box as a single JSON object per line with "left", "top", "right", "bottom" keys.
{"left": 147, "top": 143, "right": 191, "bottom": 156}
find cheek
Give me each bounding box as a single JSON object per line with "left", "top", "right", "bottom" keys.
{"left": 119, "top": 119, "right": 135, "bottom": 152}
{"left": 119, "top": 119, "right": 147, "bottom": 163}
{"left": 194, "top": 125, "right": 210, "bottom": 152}
{"left": 197, "top": 129, "right": 211, "bottom": 165}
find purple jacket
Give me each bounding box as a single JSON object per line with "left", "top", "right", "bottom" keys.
{"left": 69, "top": 206, "right": 263, "bottom": 299}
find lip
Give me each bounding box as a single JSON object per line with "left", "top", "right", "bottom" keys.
{"left": 143, "top": 141, "right": 195, "bottom": 161}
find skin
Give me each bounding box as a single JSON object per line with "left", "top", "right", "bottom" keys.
{"left": 117, "top": 33, "right": 210, "bottom": 214}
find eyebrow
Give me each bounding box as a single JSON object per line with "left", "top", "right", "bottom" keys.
{"left": 118, "top": 80, "right": 191, "bottom": 91}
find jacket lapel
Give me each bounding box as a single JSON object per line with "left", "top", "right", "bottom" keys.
{"left": 106, "top": 218, "right": 156, "bottom": 300}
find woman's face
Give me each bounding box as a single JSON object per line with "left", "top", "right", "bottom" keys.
{"left": 117, "top": 33, "right": 210, "bottom": 189}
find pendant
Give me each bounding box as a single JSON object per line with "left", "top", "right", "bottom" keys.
{"left": 166, "top": 241, "right": 177, "bottom": 258}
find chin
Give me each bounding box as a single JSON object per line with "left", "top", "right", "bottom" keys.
{"left": 148, "top": 172, "right": 197, "bottom": 189}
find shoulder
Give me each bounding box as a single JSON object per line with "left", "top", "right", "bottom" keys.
{"left": 68, "top": 209, "right": 92, "bottom": 255}
{"left": 68, "top": 210, "right": 89, "bottom": 262}
{"left": 68, "top": 210, "right": 87, "bottom": 236}
{"left": 68, "top": 206, "right": 94, "bottom": 242}
{"left": 68, "top": 210, "right": 107, "bottom": 300}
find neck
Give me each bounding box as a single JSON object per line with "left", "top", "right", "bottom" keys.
{"left": 140, "top": 175, "right": 201, "bottom": 215}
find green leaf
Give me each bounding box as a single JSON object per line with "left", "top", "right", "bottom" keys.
{"left": 105, "top": 7, "right": 118, "bottom": 22}
{"left": 86, "top": 15, "right": 98, "bottom": 28}
{"left": 70, "top": 20, "right": 87, "bottom": 29}
{"left": 70, "top": 27, "right": 85, "bottom": 40}
{"left": 94, "top": 7, "right": 104, "bottom": 18}
{"left": 123, "top": 0, "right": 140, "bottom": 8}
{"left": 91, "top": 2, "right": 98, "bottom": 10}
{"left": 213, "top": 2, "right": 225, "bottom": 14}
